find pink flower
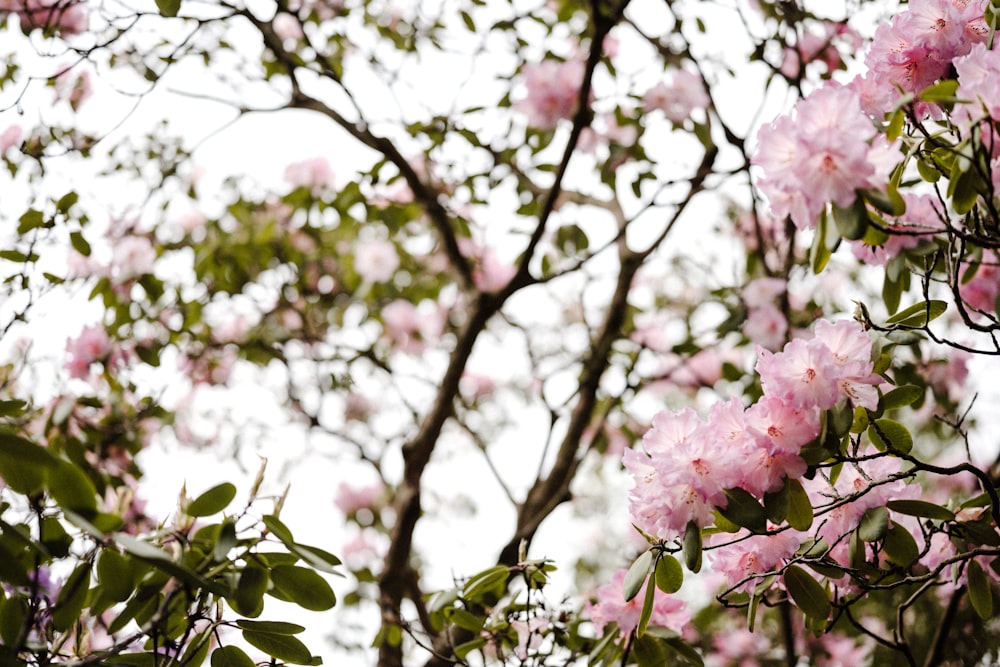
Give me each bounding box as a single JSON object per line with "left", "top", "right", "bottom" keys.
{"left": 510, "top": 618, "right": 548, "bottom": 660}
{"left": 0, "top": 125, "right": 22, "bottom": 155}
{"left": 354, "top": 238, "right": 399, "bottom": 283}
{"left": 111, "top": 235, "right": 156, "bottom": 281}
{"left": 284, "top": 156, "right": 336, "bottom": 194}
{"left": 334, "top": 481, "right": 384, "bottom": 515}
{"left": 1, "top": 0, "right": 87, "bottom": 36}
{"left": 745, "top": 396, "right": 820, "bottom": 454}
{"left": 586, "top": 569, "right": 690, "bottom": 638}
{"left": 754, "top": 84, "right": 876, "bottom": 229}
{"left": 641, "top": 69, "right": 710, "bottom": 123}
{"left": 516, "top": 59, "right": 586, "bottom": 129}
{"left": 472, "top": 247, "right": 516, "bottom": 292}
{"left": 54, "top": 68, "right": 92, "bottom": 111}
{"left": 709, "top": 531, "right": 802, "bottom": 594}
{"left": 955, "top": 42, "right": 1000, "bottom": 121}
{"left": 756, "top": 339, "right": 840, "bottom": 410}
{"left": 65, "top": 324, "right": 111, "bottom": 379}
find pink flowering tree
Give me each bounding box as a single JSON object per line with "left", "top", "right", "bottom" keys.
{"left": 5, "top": 0, "right": 1000, "bottom": 665}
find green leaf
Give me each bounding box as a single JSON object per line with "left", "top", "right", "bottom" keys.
{"left": 461, "top": 565, "right": 508, "bottom": 604}
{"left": 0, "top": 431, "right": 55, "bottom": 494}
{"left": 683, "top": 522, "right": 702, "bottom": 573}
{"left": 636, "top": 562, "right": 657, "bottom": 637}
{"left": 185, "top": 482, "right": 237, "bottom": 517}
{"left": 764, "top": 482, "right": 789, "bottom": 525}
{"left": 51, "top": 563, "right": 90, "bottom": 632}
{"left": 857, "top": 506, "right": 889, "bottom": 542}
{"left": 443, "top": 608, "right": 483, "bottom": 633}
{"left": 887, "top": 499, "right": 956, "bottom": 521}
{"left": 211, "top": 646, "right": 256, "bottom": 667}
{"left": 263, "top": 515, "right": 341, "bottom": 575}
{"left": 454, "top": 637, "right": 488, "bottom": 660}
{"left": 623, "top": 550, "right": 653, "bottom": 602}
{"left": 918, "top": 79, "right": 961, "bottom": 103}
{"left": 868, "top": 419, "right": 913, "bottom": 454}
{"left": 215, "top": 520, "right": 237, "bottom": 562}
{"left": 968, "top": 560, "right": 994, "bottom": 620}
{"left": 270, "top": 565, "right": 336, "bottom": 611}
{"left": 810, "top": 209, "right": 837, "bottom": 274}
{"left": 17, "top": 209, "right": 45, "bottom": 234}
{"left": 884, "top": 300, "right": 947, "bottom": 327}
{"left": 881, "top": 385, "right": 924, "bottom": 411}
{"left": 69, "top": 231, "right": 91, "bottom": 257}
{"left": 232, "top": 566, "right": 268, "bottom": 617}
{"left": 0, "top": 597, "right": 25, "bottom": 646}
{"left": 886, "top": 108, "right": 905, "bottom": 141}
{"left": 242, "top": 630, "right": 315, "bottom": 664}
{"left": 832, "top": 197, "right": 869, "bottom": 241}
{"left": 235, "top": 620, "right": 305, "bottom": 635}
{"left": 632, "top": 634, "right": 668, "bottom": 666}
{"left": 114, "top": 533, "right": 227, "bottom": 595}
{"left": 654, "top": 554, "right": 683, "bottom": 595}
{"left": 48, "top": 458, "right": 97, "bottom": 513}
{"left": 718, "top": 488, "right": 767, "bottom": 534}
{"left": 786, "top": 479, "right": 814, "bottom": 531}
{"left": 783, "top": 564, "right": 830, "bottom": 621}
{"left": 665, "top": 637, "right": 705, "bottom": 666}
{"left": 97, "top": 550, "right": 135, "bottom": 602}
{"left": 155, "top": 0, "right": 181, "bottom": 16}
{"left": 883, "top": 522, "right": 919, "bottom": 567}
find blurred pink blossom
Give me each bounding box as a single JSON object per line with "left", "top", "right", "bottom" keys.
{"left": 65, "top": 324, "right": 111, "bottom": 379}
{"left": 111, "top": 235, "right": 156, "bottom": 281}
{"left": 354, "top": 238, "right": 399, "bottom": 283}
{"left": 284, "top": 156, "right": 336, "bottom": 194}
{"left": 516, "top": 59, "right": 586, "bottom": 129}
{"left": 642, "top": 69, "right": 710, "bottom": 123}
{"left": 586, "top": 568, "right": 689, "bottom": 638}
{"left": 0, "top": 125, "right": 22, "bottom": 155}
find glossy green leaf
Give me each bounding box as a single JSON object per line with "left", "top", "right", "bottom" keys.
{"left": 869, "top": 419, "right": 913, "bottom": 454}
{"left": 883, "top": 522, "right": 919, "bottom": 567}
{"left": 48, "top": 458, "right": 97, "bottom": 514}
{"left": 884, "top": 300, "right": 947, "bottom": 327}
{"left": 263, "top": 515, "right": 341, "bottom": 575}
{"left": 887, "top": 499, "right": 956, "bottom": 521}
{"left": 683, "top": 522, "right": 702, "bottom": 573}
{"left": 215, "top": 520, "right": 237, "bottom": 562}
{"left": 858, "top": 506, "right": 889, "bottom": 542}
{"left": 783, "top": 564, "right": 830, "bottom": 621}
{"left": 235, "top": 620, "right": 305, "bottom": 635}
{"left": 623, "top": 550, "right": 653, "bottom": 602}
{"left": 786, "top": 479, "right": 814, "bottom": 531}
{"left": 115, "top": 533, "right": 227, "bottom": 595}
{"left": 211, "top": 646, "right": 255, "bottom": 667}
{"left": 719, "top": 488, "right": 767, "bottom": 534}
{"left": 968, "top": 560, "right": 994, "bottom": 620}
{"left": 242, "top": 630, "right": 314, "bottom": 664}
{"left": 271, "top": 565, "right": 336, "bottom": 611}
{"left": 186, "top": 482, "right": 237, "bottom": 517}
{"left": 454, "top": 637, "right": 488, "bottom": 660}
{"left": 443, "top": 608, "right": 483, "bottom": 633}
{"left": 654, "top": 554, "right": 683, "bottom": 595}
{"left": 881, "top": 385, "right": 924, "bottom": 411}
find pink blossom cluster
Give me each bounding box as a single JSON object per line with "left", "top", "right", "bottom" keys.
{"left": 515, "top": 59, "right": 586, "bottom": 130}
{"left": 753, "top": 83, "right": 883, "bottom": 230}
{"left": 284, "top": 156, "right": 336, "bottom": 195}
{"left": 641, "top": 69, "right": 710, "bottom": 124}
{"left": 855, "top": 0, "right": 988, "bottom": 117}
{"left": 54, "top": 68, "right": 92, "bottom": 111}
{"left": 354, "top": 238, "right": 399, "bottom": 283}
{"left": 64, "top": 324, "right": 113, "bottom": 379}
{"left": 778, "top": 21, "right": 862, "bottom": 81}
{"left": 0, "top": 0, "right": 87, "bottom": 36}
{"left": 585, "top": 568, "right": 690, "bottom": 638}
{"left": 625, "top": 319, "right": 880, "bottom": 543}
